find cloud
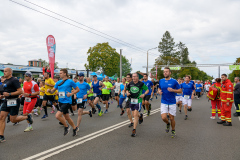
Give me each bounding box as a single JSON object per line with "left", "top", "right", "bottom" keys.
{"left": 0, "top": 0, "right": 240, "bottom": 79}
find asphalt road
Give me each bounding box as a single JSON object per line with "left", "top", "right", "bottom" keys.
{"left": 1, "top": 95, "right": 240, "bottom": 160}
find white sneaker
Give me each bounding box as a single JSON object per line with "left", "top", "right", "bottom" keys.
{"left": 210, "top": 116, "right": 215, "bottom": 119}
{"left": 103, "top": 105, "right": 106, "bottom": 108}
{"left": 197, "top": 98, "right": 199, "bottom": 100}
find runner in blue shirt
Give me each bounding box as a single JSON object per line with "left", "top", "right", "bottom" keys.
{"left": 195, "top": 81, "right": 203, "bottom": 99}
{"left": 75, "top": 72, "right": 93, "bottom": 130}
{"left": 48, "top": 69, "right": 80, "bottom": 136}
{"left": 118, "top": 77, "right": 126, "bottom": 116}
{"left": 158, "top": 67, "right": 182, "bottom": 138}
{"left": 176, "top": 78, "right": 183, "bottom": 113}
{"left": 91, "top": 75, "right": 103, "bottom": 116}
{"left": 181, "top": 75, "right": 195, "bottom": 120}
{"left": 142, "top": 74, "right": 154, "bottom": 116}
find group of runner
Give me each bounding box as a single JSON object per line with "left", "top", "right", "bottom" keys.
{"left": 0, "top": 66, "right": 226, "bottom": 142}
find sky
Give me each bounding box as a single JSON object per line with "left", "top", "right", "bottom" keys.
{"left": 0, "top": 0, "right": 240, "bottom": 78}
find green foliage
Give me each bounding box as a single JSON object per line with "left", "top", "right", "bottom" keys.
{"left": 85, "top": 42, "right": 131, "bottom": 77}
{"left": 228, "top": 57, "right": 240, "bottom": 82}
{"left": 151, "top": 31, "right": 212, "bottom": 81}
{"left": 38, "top": 59, "right": 59, "bottom": 69}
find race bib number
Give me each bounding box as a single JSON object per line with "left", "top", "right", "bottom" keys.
{"left": 40, "top": 96, "right": 43, "bottom": 99}
{"left": 25, "top": 97, "right": 31, "bottom": 102}
{"left": 77, "top": 98, "right": 83, "bottom": 104}
{"left": 7, "top": 99, "right": 17, "bottom": 107}
{"left": 125, "top": 97, "right": 128, "bottom": 102}
{"left": 93, "top": 93, "right": 97, "bottom": 97}
{"left": 184, "top": 95, "right": 190, "bottom": 99}
{"left": 59, "top": 92, "right": 65, "bottom": 98}
{"left": 114, "top": 89, "right": 119, "bottom": 93}
{"left": 103, "top": 87, "right": 107, "bottom": 89}
{"left": 131, "top": 98, "right": 138, "bottom": 104}
{"left": 197, "top": 87, "right": 200, "bottom": 90}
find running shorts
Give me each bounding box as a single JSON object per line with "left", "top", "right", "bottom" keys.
{"left": 182, "top": 98, "right": 192, "bottom": 106}
{"left": 23, "top": 97, "right": 38, "bottom": 114}
{"left": 130, "top": 103, "right": 142, "bottom": 112}
{"left": 1, "top": 98, "right": 20, "bottom": 116}
{"left": 43, "top": 94, "right": 56, "bottom": 103}
{"left": 160, "top": 103, "right": 176, "bottom": 116}
{"left": 77, "top": 101, "right": 86, "bottom": 109}
{"left": 59, "top": 103, "right": 71, "bottom": 114}
{"left": 102, "top": 94, "right": 110, "bottom": 101}
{"left": 143, "top": 95, "right": 151, "bottom": 101}
{"left": 176, "top": 96, "right": 182, "bottom": 102}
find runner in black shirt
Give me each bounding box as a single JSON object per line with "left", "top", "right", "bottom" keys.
{"left": 124, "top": 73, "right": 149, "bottom": 137}
{"left": 0, "top": 68, "right": 33, "bottom": 143}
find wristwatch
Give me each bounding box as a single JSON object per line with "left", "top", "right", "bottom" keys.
{"left": 9, "top": 93, "right": 11, "bottom": 96}
{"left": 29, "top": 94, "right": 32, "bottom": 96}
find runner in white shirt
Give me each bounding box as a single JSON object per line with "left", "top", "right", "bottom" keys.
{"left": 114, "top": 78, "right": 122, "bottom": 108}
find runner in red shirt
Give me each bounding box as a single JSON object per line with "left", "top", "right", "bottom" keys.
{"left": 22, "top": 71, "right": 39, "bottom": 132}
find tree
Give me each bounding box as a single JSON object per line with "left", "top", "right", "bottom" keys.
{"left": 151, "top": 31, "right": 212, "bottom": 81}
{"left": 228, "top": 57, "right": 240, "bottom": 82}
{"left": 85, "top": 42, "right": 132, "bottom": 77}
{"left": 38, "top": 59, "right": 59, "bottom": 68}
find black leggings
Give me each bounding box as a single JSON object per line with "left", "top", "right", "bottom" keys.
{"left": 196, "top": 92, "right": 201, "bottom": 98}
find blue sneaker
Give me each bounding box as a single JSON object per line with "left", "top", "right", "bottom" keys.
{"left": 41, "top": 114, "right": 48, "bottom": 119}
{"left": 104, "top": 110, "right": 108, "bottom": 114}
{"left": 156, "top": 96, "right": 158, "bottom": 99}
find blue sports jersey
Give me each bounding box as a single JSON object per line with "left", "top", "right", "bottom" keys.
{"left": 76, "top": 81, "right": 90, "bottom": 101}
{"left": 195, "top": 84, "right": 202, "bottom": 92}
{"left": 181, "top": 82, "right": 195, "bottom": 98}
{"left": 176, "top": 83, "right": 182, "bottom": 96}
{"left": 54, "top": 79, "right": 77, "bottom": 104}
{"left": 92, "top": 81, "right": 101, "bottom": 95}
{"left": 119, "top": 84, "right": 126, "bottom": 99}
{"left": 159, "top": 78, "right": 180, "bottom": 105}
{"left": 142, "top": 80, "right": 153, "bottom": 95}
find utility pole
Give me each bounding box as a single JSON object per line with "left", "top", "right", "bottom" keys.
{"left": 147, "top": 47, "right": 157, "bottom": 75}
{"left": 120, "top": 49, "right": 122, "bottom": 82}
{"left": 218, "top": 65, "right": 220, "bottom": 78}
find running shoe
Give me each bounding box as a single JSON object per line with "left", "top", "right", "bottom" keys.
{"left": 50, "top": 110, "right": 55, "bottom": 114}
{"left": 34, "top": 112, "right": 38, "bottom": 116}
{"left": 89, "top": 110, "right": 92, "bottom": 117}
{"left": 156, "top": 96, "right": 158, "bottom": 99}
{"left": 128, "top": 123, "right": 133, "bottom": 128}
{"left": 103, "top": 105, "right": 106, "bottom": 108}
{"left": 59, "top": 122, "right": 63, "bottom": 125}
{"left": 73, "top": 127, "right": 78, "bottom": 136}
{"left": 143, "top": 110, "right": 147, "bottom": 114}
{"left": 171, "top": 131, "right": 176, "bottom": 138}
{"left": 120, "top": 110, "right": 125, "bottom": 116}
{"left": 27, "top": 114, "right": 33, "bottom": 124}
{"left": 165, "top": 123, "right": 170, "bottom": 133}
{"left": 210, "top": 116, "right": 215, "bottom": 120}
{"left": 13, "top": 122, "right": 19, "bottom": 126}
{"left": 104, "top": 110, "right": 108, "bottom": 114}
{"left": 150, "top": 98, "right": 153, "bottom": 101}
{"left": 76, "top": 126, "right": 79, "bottom": 132}
{"left": 64, "top": 125, "right": 70, "bottom": 136}
{"left": 131, "top": 129, "right": 136, "bottom": 137}
{"left": 179, "top": 110, "right": 181, "bottom": 113}
{"left": 149, "top": 104, "right": 152, "bottom": 110}
{"left": 139, "top": 113, "right": 143, "bottom": 124}
{"left": 24, "top": 126, "right": 33, "bottom": 132}
{"left": 98, "top": 110, "right": 103, "bottom": 116}
{"left": 41, "top": 114, "right": 48, "bottom": 119}
{"left": 184, "top": 115, "right": 188, "bottom": 120}
{"left": 147, "top": 110, "right": 150, "bottom": 116}
{"left": 0, "top": 136, "right": 6, "bottom": 143}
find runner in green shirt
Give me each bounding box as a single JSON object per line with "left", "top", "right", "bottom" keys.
{"left": 102, "top": 76, "right": 114, "bottom": 114}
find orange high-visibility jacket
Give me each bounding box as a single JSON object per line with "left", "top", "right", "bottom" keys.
{"left": 220, "top": 79, "right": 234, "bottom": 103}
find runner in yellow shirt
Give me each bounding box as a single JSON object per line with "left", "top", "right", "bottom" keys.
{"left": 102, "top": 76, "right": 114, "bottom": 114}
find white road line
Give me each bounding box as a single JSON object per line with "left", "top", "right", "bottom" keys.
{"left": 23, "top": 108, "right": 161, "bottom": 160}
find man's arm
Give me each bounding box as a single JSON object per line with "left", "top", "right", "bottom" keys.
{"left": 3, "top": 88, "right": 23, "bottom": 97}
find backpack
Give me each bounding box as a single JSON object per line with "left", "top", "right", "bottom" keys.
{"left": 207, "top": 84, "right": 221, "bottom": 100}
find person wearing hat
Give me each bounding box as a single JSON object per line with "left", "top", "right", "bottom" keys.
{"left": 22, "top": 71, "right": 40, "bottom": 132}
{"left": 92, "top": 75, "right": 103, "bottom": 116}
{"left": 75, "top": 73, "right": 92, "bottom": 130}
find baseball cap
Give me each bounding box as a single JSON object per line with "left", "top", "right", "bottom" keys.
{"left": 25, "top": 71, "right": 32, "bottom": 77}
{"left": 78, "top": 72, "right": 84, "bottom": 77}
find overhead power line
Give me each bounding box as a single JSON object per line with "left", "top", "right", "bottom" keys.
{"left": 10, "top": 0, "right": 159, "bottom": 57}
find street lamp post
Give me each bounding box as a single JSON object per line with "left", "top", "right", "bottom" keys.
{"left": 147, "top": 47, "right": 157, "bottom": 75}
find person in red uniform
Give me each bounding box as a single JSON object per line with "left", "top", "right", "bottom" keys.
{"left": 22, "top": 71, "right": 39, "bottom": 132}
{"left": 42, "top": 66, "right": 45, "bottom": 75}
{"left": 217, "top": 74, "right": 234, "bottom": 126}
{"left": 210, "top": 78, "right": 222, "bottom": 120}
